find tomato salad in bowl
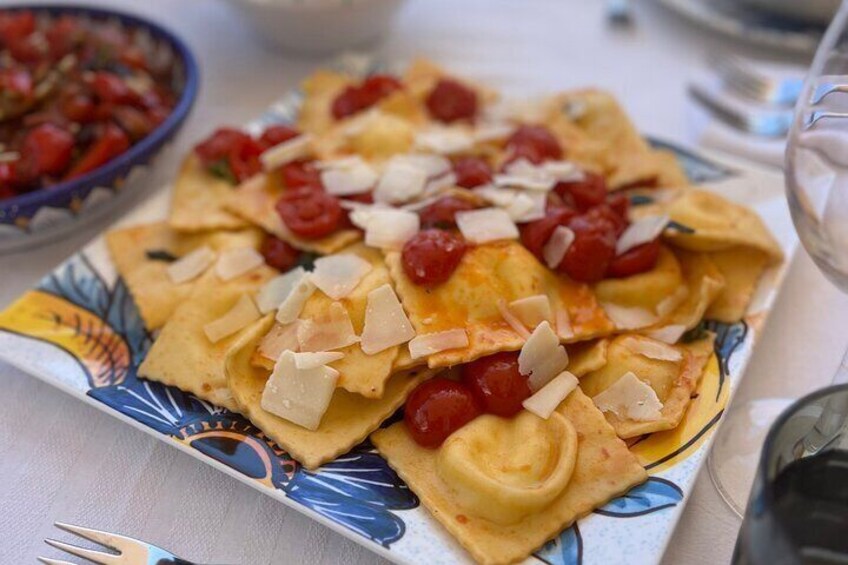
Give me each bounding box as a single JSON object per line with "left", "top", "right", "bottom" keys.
{"left": 0, "top": 6, "right": 198, "bottom": 252}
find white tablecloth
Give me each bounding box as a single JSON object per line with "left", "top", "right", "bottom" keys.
{"left": 3, "top": 1, "right": 847, "bottom": 563}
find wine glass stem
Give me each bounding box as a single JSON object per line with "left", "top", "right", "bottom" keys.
{"left": 798, "top": 343, "right": 848, "bottom": 455}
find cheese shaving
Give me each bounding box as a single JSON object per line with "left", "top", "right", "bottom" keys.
{"left": 475, "top": 186, "right": 546, "bottom": 223}
{"left": 203, "top": 294, "right": 261, "bottom": 343}
{"left": 543, "top": 226, "right": 575, "bottom": 269}
{"left": 320, "top": 158, "right": 378, "bottom": 196}
{"left": 456, "top": 208, "right": 519, "bottom": 244}
{"left": 415, "top": 126, "right": 474, "bottom": 154}
{"left": 258, "top": 322, "right": 300, "bottom": 361}
{"left": 508, "top": 295, "right": 552, "bottom": 330}
{"left": 522, "top": 371, "right": 579, "bottom": 419}
{"left": 356, "top": 208, "right": 420, "bottom": 250}
{"left": 260, "top": 350, "right": 339, "bottom": 431}
{"left": 215, "top": 247, "right": 264, "bottom": 282}
{"left": 616, "top": 214, "right": 669, "bottom": 255}
{"left": 518, "top": 321, "right": 569, "bottom": 391}
{"left": 297, "top": 302, "right": 360, "bottom": 352}
{"left": 655, "top": 286, "right": 689, "bottom": 317}
{"left": 394, "top": 154, "right": 451, "bottom": 178}
{"left": 374, "top": 158, "right": 429, "bottom": 204}
{"left": 292, "top": 351, "right": 345, "bottom": 369}
{"left": 257, "top": 269, "right": 304, "bottom": 314}
{"left": 360, "top": 284, "right": 416, "bottom": 355}
{"left": 601, "top": 302, "right": 658, "bottom": 330}
{"left": 592, "top": 371, "right": 664, "bottom": 422}
{"left": 621, "top": 336, "right": 683, "bottom": 362}
{"left": 555, "top": 308, "right": 574, "bottom": 340}
{"left": 276, "top": 272, "right": 316, "bottom": 324}
{"left": 310, "top": 254, "right": 372, "bottom": 300}
{"left": 497, "top": 299, "right": 531, "bottom": 339}
{"left": 644, "top": 324, "right": 687, "bottom": 345}
{"left": 408, "top": 329, "right": 469, "bottom": 359}
{"left": 166, "top": 246, "right": 215, "bottom": 284}
{"left": 260, "top": 133, "right": 313, "bottom": 171}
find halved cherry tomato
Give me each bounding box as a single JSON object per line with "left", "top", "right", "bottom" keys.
{"left": 425, "top": 78, "right": 478, "bottom": 123}
{"left": 260, "top": 235, "right": 301, "bottom": 271}
{"left": 65, "top": 122, "right": 129, "bottom": 179}
{"left": 91, "top": 72, "right": 136, "bottom": 105}
{"left": 404, "top": 377, "right": 482, "bottom": 448}
{"left": 461, "top": 351, "right": 530, "bottom": 417}
{"left": 331, "top": 74, "right": 403, "bottom": 119}
{"left": 418, "top": 195, "right": 476, "bottom": 229}
{"left": 453, "top": 156, "right": 492, "bottom": 188}
{"left": 280, "top": 159, "right": 322, "bottom": 191}
{"left": 0, "top": 11, "right": 35, "bottom": 45}
{"left": 258, "top": 124, "right": 300, "bottom": 149}
{"left": 519, "top": 206, "right": 577, "bottom": 262}
{"left": 226, "top": 135, "right": 264, "bottom": 182}
{"left": 45, "top": 15, "right": 80, "bottom": 59}
{"left": 275, "top": 189, "right": 342, "bottom": 239}
{"left": 194, "top": 128, "right": 250, "bottom": 165}
{"left": 558, "top": 212, "right": 617, "bottom": 282}
{"left": 586, "top": 202, "right": 627, "bottom": 236}
{"left": 506, "top": 125, "right": 562, "bottom": 163}
{"left": 607, "top": 238, "right": 661, "bottom": 278}
{"left": 555, "top": 172, "right": 607, "bottom": 212}
{"left": 60, "top": 93, "right": 96, "bottom": 123}
{"left": 0, "top": 68, "right": 32, "bottom": 99}
{"left": 18, "top": 123, "right": 74, "bottom": 178}
{"left": 607, "top": 192, "right": 629, "bottom": 220}
{"left": 7, "top": 34, "right": 43, "bottom": 63}
{"left": 402, "top": 229, "right": 467, "bottom": 286}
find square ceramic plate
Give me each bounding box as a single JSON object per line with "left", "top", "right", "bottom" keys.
{"left": 0, "top": 59, "right": 798, "bottom": 565}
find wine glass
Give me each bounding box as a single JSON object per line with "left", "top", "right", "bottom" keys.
{"left": 708, "top": 0, "right": 848, "bottom": 517}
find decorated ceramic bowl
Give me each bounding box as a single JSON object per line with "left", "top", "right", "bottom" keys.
{"left": 0, "top": 5, "right": 199, "bottom": 253}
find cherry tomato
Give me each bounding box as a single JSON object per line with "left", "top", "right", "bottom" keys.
{"left": 280, "top": 159, "right": 322, "bottom": 191}
{"left": 60, "top": 93, "right": 96, "bottom": 123}
{"left": 558, "top": 213, "right": 617, "bottom": 283}
{"left": 453, "top": 156, "right": 492, "bottom": 188}
{"left": 275, "top": 189, "right": 342, "bottom": 239}
{"left": 555, "top": 172, "right": 607, "bottom": 212}
{"left": 194, "top": 128, "right": 250, "bottom": 165}
{"left": 0, "top": 11, "right": 35, "bottom": 45}
{"left": 506, "top": 125, "right": 562, "bottom": 163}
{"left": 258, "top": 124, "right": 300, "bottom": 149}
{"left": 0, "top": 68, "right": 32, "bottom": 99}
{"left": 418, "top": 196, "right": 476, "bottom": 229}
{"left": 461, "top": 351, "right": 530, "bottom": 417}
{"left": 404, "top": 378, "right": 481, "bottom": 448}
{"left": 0, "top": 162, "right": 16, "bottom": 195}
{"left": 519, "top": 206, "right": 576, "bottom": 262}
{"left": 260, "top": 235, "right": 301, "bottom": 271}
{"left": 331, "top": 74, "right": 403, "bottom": 119}
{"left": 586, "top": 202, "right": 627, "bottom": 236}
{"left": 607, "top": 192, "right": 629, "bottom": 220}
{"left": 66, "top": 122, "right": 130, "bottom": 179}
{"left": 45, "top": 15, "right": 80, "bottom": 59}
{"left": 7, "top": 34, "right": 43, "bottom": 63}
{"left": 91, "top": 72, "right": 136, "bottom": 105}
{"left": 17, "top": 124, "right": 74, "bottom": 178}
{"left": 607, "top": 238, "right": 661, "bottom": 278}
{"left": 226, "top": 135, "right": 264, "bottom": 182}
{"left": 119, "top": 45, "right": 147, "bottom": 69}
{"left": 113, "top": 105, "right": 154, "bottom": 141}
{"left": 402, "top": 229, "right": 467, "bottom": 286}
{"left": 425, "top": 78, "right": 478, "bottom": 123}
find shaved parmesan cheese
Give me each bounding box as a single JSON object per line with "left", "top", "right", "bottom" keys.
{"left": 601, "top": 302, "right": 658, "bottom": 330}
{"left": 518, "top": 321, "right": 569, "bottom": 391}
{"left": 543, "top": 226, "right": 575, "bottom": 269}
{"left": 276, "top": 271, "right": 316, "bottom": 324}
{"left": 474, "top": 186, "right": 546, "bottom": 222}
{"left": 360, "top": 284, "right": 416, "bottom": 355}
{"left": 203, "top": 294, "right": 261, "bottom": 343}
{"left": 456, "top": 208, "right": 519, "bottom": 244}
{"left": 415, "top": 127, "right": 474, "bottom": 154}
{"left": 509, "top": 295, "right": 552, "bottom": 330}
{"left": 621, "top": 336, "right": 683, "bottom": 362}
{"left": 645, "top": 324, "right": 687, "bottom": 345}
{"left": 292, "top": 351, "right": 345, "bottom": 369}
{"left": 494, "top": 173, "right": 555, "bottom": 192}
{"left": 473, "top": 121, "right": 513, "bottom": 142}
{"left": 257, "top": 269, "right": 305, "bottom": 314}
{"left": 540, "top": 161, "right": 583, "bottom": 182}
{"left": 374, "top": 159, "right": 429, "bottom": 204}
{"left": 261, "top": 350, "right": 339, "bottom": 431}
{"left": 592, "top": 372, "right": 664, "bottom": 422}
{"left": 655, "top": 286, "right": 688, "bottom": 317}
{"left": 260, "top": 134, "right": 313, "bottom": 170}
{"left": 522, "top": 371, "right": 579, "bottom": 419}
{"left": 320, "top": 158, "right": 378, "bottom": 196}
{"left": 497, "top": 299, "right": 530, "bottom": 339}
{"left": 315, "top": 156, "right": 363, "bottom": 170}
{"left": 616, "top": 214, "right": 669, "bottom": 255}
{"left": 555, "top": 308, "right": 574, "bottom": 340}
{"left": 423, "top": 172, "right": 458, "bottom": 196}
{"left": 408, "top": 329, "right": 469, "bottom": 359}
{"left": 358, "top": 208, "right": 420, "bottom": 250}
{"left": 395, "top": 154, "right": 451, "bottom": 178}
{"left": 215, "top": 247, "right": 264, "bottom": 281}
{"left": 297, "top": 302, "right": 359, "bottom": 352}
{"left": 166, "top": 246, "right": 215, "bottom": 284}
{"left": 258, "top": 322, "right": 300, "bottom": 361}
{"left": 310, "top": 254, "right": 372, "bottom": 300}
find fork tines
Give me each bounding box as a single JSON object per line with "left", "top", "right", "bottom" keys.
{"left": 40, "top": 522, "right": 136, "bottom": 565}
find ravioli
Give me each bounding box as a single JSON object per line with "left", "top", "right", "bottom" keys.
{"left": 223, "top": 170, "right": 360, "bottom": 255}
{"left": 168, "top": 154, "right": 248, "bottom": 232}
{"left": 580, "top": 333, "right": 715, "bottom": 438}
{"left": 594, "top": 246, "right": 683, "bottom": 312}
{"left": 705, "top": 247, "right": 771, "bottom": 323}
{"left": 137, "top": 267, "right": 275, "bottom": 411}
{"left": 649, "top": 249, "right": 725, "bottom": 331}
{"left": 106, "top": 222, "right": 264, "bottom": 330}
{"left": 371, "top": 388, "right": 647, "bottom": 565}
{"left": 226, "top": 316, "right": 435, "bottom": 469}
{"left": 386, "top": 240, "right": 614, "bottom": 368}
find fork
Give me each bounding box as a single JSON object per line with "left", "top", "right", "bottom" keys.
{"left": 710, "top": 53, "right": 804, "bottom": 106}
{"left": 688, "top": 83, "right": 794, "bottom": 137}
{"left": 39, "top": 522, "right": 201, "bottom": 565}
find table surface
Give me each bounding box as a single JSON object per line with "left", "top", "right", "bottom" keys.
{"left": 3, "top": 1, "right": 847, "bottom": 563}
